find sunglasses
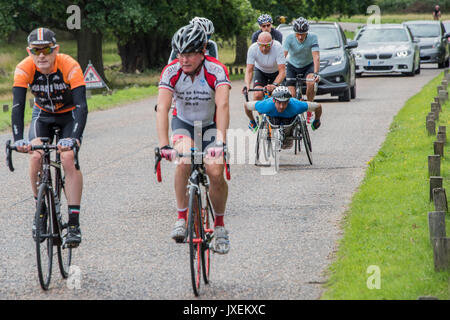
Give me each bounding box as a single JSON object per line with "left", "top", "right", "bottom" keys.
{"left": 261, "top": 24, "right": 271, "bottom": 28}
{"left": 28, "top": 45, "right": 58, "bottom": 56}
{"left": 257, "top": 41, "right": 272, "bottom": 48}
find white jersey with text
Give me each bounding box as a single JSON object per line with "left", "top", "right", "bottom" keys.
{"left": 159, "top": 56, "right": 231, "bottom": 126}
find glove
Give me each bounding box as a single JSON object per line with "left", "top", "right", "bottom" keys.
{"left": 14, "top": 139, "right": 30, "bottom": 148}
{"left": 248, "top": 120, "right": 258, "bottom": 132}
{"left": 57, "top": 138, "right": 76, "bottom": 148}
{"left": 207, "top": 142, "right": 226, "bottom": 159}
{"left": 160, "top": 145, "right": 177, "bottom": 161}
{"left": 311, "top": 119, "right": 321, "bottom": 131}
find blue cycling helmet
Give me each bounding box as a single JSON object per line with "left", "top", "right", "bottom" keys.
{"left": 257, "top": 14, "right": 273, "bottom": 25}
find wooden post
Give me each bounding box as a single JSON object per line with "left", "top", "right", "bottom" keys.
{"left": 428, "top": 155, "right": 441, "bottom": 176}
{"left": 429, "top": 176, "right": 443, "bottom": 201}
{"left": 434, "top": 141, "right": 444, "bottom": 157}
{"left": 428, "top": 211, "right": 446, "bottom": 245}
{"left": 433, "top": 188, "right": 448, "bottom": 212}
{"left": 431, "top": 102, "right": 441, "bottom": 112}
{"left": 442, "top": 79, "right": 448, "bottom": 87}
{"left": 29, "top": 98, "right": 34, "bottom": 108}
{"left": 234, "top": 67, "right": 239, "bottom": 75}
{"left": 431, "top": 105, "right": 439, "bottom": 121}
{"left": 434, "top": 97, "right": 440, "bottom": 104}
{"left": 86, "top": 90, "right": 92, "bottom": 99}
{"left": 426, "top": 119, "right": 436, "bottom": 135}
{"left": 437, "top": 85, "right": 445, "bottom": 94}
{"left": 438, "top": 90, "right": 448, "bottom": 103}
{"left": 437, "top": 132, "right": 446, "bottom": 144}
{"left": 438, "top": 126, "right": 446, "bottom": 143}
{"left": 432, "top": 237, "right": 450, "bottom": 271}
{"left": 3, "top": 104, "right": 8, "bottom": 112}
{"left": 227, "top": 65, "right": 232, "bottom": 75}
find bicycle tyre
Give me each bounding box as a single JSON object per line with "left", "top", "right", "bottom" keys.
{"left": 300, "top": 121, "right": 313, "bottom": 165}
{"left": 188, "top": 185, "right": 204, "bottom": 296}
{"left": 35, "top": 182, "right": 53, "bottom": 290}
{"left": 55, "top": 171, "right": 72, "bottom": 279}
{"left": 201, "top": 195, "right": 214, "bottom": 284}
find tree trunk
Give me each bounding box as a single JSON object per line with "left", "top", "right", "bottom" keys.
{"left": 117, "top": 31, "right": 171, "bottom": 74}
{"left": 234, "top": 32, "right": 248, "bottom": 65}
{"left": 75, "top": 28, "right": 107, "bottom": 83}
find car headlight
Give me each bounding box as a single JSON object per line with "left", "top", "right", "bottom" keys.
{"left": 432, "top": 41, "right": 441, "bottom": 48}
{"left": 331, "top": 56, "right": 344, "bottom": 66}
{"left": 396, "top": 50, "right": 410, "bottom": 57}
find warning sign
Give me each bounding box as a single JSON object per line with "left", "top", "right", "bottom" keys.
{"left": 83, "top": 62, "right": 108, "bottom": 90}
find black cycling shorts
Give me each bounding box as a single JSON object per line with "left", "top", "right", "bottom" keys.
{"left": 28, "top": 107, "right": 79, "bottom": 143}
{"left": 253, "top": 67, "right": 279, "bottom": 87}
{"left": 171, "top": 116, "right": 217, "bottom": 152}
{"left": 285, "top": 62, "right": 314, "bottom": 87}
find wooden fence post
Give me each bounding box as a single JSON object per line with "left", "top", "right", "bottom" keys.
{"left": 426, "top": 119, "right": 436, "bottom": 135}
{"left": 428, "top": 155, "right": 441, "bottom": 176}
{"left": 432, "top": 238, "right": 450, "bottom": 271}
{"left": 438, "top": 126, "right": 446, "bottom": 143}
{"left": 428, "top": 211, "right": 446, "bottom": 246}
{"left": 433, "top": 188, "right": 448, "bottom": 212}
{"left": 434, "top": 141, "right": 444, "bottom": 157}
{"left": 3, "top": 104, "right": 8, "bottom": 112}
{"left": 429, "top": 176, "right": 443, "bottom": 201}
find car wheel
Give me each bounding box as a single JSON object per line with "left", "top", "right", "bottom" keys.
{"left": 338, "top": 87, "right": 351, "bottom": 102}
{"left": 438, "top": 56, "right": 445, "bottom": 68}
{"left": 446, "top": 58, "right": 449, "bottom": 68}
{"left": 415, "top": 62, "right": 421, "bottom": 74}
{"left": 350, "top": 84, "right": 356, "bottom": 99}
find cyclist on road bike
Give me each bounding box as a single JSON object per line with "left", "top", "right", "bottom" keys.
{"left": 244, "top": 86, "right": 322, "bottom": 149}
{"left": 283, "top": 17, "right": 320, "bottom": 124}
{"left": 168, "top": 17, "right": 219, "bottom": 63}
{"left": 251, "top": 14, "right": 283, "bottom": 44}
{"left": 243, "top": 31, "right": 286, "bottom": 130}
{"left": 156, "top": 23, "right": 231, "bottom": 254}
{"left": 11, "top": 28, "right": 88, "bottom": 247}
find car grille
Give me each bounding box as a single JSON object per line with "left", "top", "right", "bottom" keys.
{"left": 364, "top": 66, "right": 393, "bottom": 71}
{"left": 364, "top": 54, "right": 377, "bottom": 59}
{"left": 379, "top": 53, "right": 392, "bottom": 59}
{"left": 420, "top": 45, "right": 433, "bottom": 50}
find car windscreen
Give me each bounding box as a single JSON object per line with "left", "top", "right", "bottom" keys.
{"left": 443, "top": 22, "right": 450, "bottom": 32}
{"left": 309, "top": 27, "right": 341, "bottom": 50}
{"left": 406, "top": 24, "right": 440, "bottom": 38}
{"left": 279, "top": 27, "right": 293, "bottom": 41}
{"left": 356, "top": 28, "right": 409, "bottom": 43}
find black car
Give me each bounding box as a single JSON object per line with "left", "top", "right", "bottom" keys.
{"left": 277, "top": 22, "right": 358, "bottom": 101}
{"left": 403, "top": 20, "right": 450, "bottom": 68}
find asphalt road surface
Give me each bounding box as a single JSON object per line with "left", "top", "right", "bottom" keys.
{"left": 0, "top": 65, "right": 441, "bottom": 299}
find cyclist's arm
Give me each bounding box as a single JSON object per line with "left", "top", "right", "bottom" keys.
{"left": 312, "top": 51, "right": 320, "bottom": 74}
{"left": 71, "top": 86, "right": 88, "bottom": 141}
{"left": 244, "top": 64, "right": 254, "bottom": 90}
{"left": 274, "top": 63, "right": 286, "bottom": 85}
{"left": 307, "top": 102, "right": 322, "bottom": 120}
{"left": 11, "top": 87, "right": 27, "bottom": 142}
{"left": 244, "top": 100, "right": 257, "bottom": 121}
{"left": 215, "top": 85, "right": 230, "bottom": 143}
{"left": 156, "top": 88, "right": 173, "bottom": 147}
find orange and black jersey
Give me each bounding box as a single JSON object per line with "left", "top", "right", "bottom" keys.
{"left": 14, "top": 54, "right": 85, "bottom": 113}
{"left": 12, "top": 54, "right": 88, "bottom": 141}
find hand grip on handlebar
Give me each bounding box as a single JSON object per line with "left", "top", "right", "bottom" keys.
{"left": 154, "top": 147, "right": 162, "bottom": 182}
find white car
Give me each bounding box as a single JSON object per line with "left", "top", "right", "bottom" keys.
{"left": 353, "top": 24, "right": 420, "bottom": 76}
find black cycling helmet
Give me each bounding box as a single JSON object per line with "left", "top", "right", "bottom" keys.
{"left": 272, "top": 86, "right": 291, "bottom": 102}
{"left": 27, "top": 27, "right": 56, "bottom": 45}
{"left": 190, "top": 17, "right": 214, "bottom": 36}
{"left": 293, "top": 17, "right": 309, "bottom": 33}
{"left": 257, "top": 14, "right": 273, "bottom": 25}
{"left": 172, "top": 23, "right": 207, "bottom": 55}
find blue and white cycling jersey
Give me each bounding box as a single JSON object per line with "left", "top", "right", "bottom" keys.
{"left": 254, "top": 97, "right": 309, "bottom": 118}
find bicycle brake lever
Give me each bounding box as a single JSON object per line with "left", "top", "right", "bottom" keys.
{"left": 5, "top": 140, "right": 14, "bottom": 172}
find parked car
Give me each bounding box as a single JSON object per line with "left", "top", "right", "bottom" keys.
{"left": 353, "top": 24, "right": 420, "bottom": 76}
{"left": 276, "top": 22, "right": 358, "bottom": 101}
{"left": 441, "top": 20, "right": 450, "bottom": 43}
{"left": 403, "top": 20, "right": 449, "bottom": 68}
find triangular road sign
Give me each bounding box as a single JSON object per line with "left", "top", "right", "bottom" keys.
{"left": 83, "top": 62, "right": 108, "bottom": 90}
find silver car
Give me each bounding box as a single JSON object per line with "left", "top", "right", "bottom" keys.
{"left": 354, "top": 24, "right": 420, "bottom": 76}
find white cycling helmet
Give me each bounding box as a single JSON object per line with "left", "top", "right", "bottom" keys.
{"left": 293, "top": 17, "right": 309, "bottom": 33}
{"left": 190, "top": 17, "right": 214, "bottom": 36}
{"left": 171, "top": 23, "right": 207, "bottom": 54}
{"left": 272, "top": 86, "right": 292, "bottom": 102}
{"left": 257, "top": 14, "right": 273, "bottom": 25}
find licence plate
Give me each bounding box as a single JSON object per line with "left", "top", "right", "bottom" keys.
{"left": 368, "top": 60, "right": 385, "bottom": 66}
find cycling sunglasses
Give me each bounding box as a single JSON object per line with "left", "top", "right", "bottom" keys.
{"left": 28, "top": 45, "right": 58, "bottom": 56}
{"left": 257, "top": 41, "right": 273, "bottom": 48}
{"left": 260, "top": 24, "right": 271, "bottom": 28}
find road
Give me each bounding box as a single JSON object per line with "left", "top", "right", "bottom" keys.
{"left": 0, "top": 65, "right": 441, "bottom": 299}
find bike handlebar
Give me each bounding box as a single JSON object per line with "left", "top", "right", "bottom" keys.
{"left": 5, "top": 139, "right": 80, "bottom": 172}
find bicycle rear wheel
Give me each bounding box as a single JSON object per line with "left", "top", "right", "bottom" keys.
{"left": 201, "top": 195, "right": 214, "bottom": 284}
{"left": 188, "top": 185, "right": 204, "bottom": 296}
{"left": 35, "top": 183, "right": 53, "bottom": 290}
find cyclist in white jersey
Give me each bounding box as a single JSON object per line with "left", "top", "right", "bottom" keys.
{"left": 156, "top": 23, "right": 231, "bottom": 254}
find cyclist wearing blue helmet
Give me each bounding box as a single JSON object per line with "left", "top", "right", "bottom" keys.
{"left": 251, "top": 14, "right": 283, "bottom": 44}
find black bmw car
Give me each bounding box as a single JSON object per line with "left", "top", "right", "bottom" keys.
{"left": 277, "top": 22, "right": 358, "bottom": 101}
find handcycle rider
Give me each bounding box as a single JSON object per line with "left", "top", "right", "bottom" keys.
{"left": 283, "top": 17, "right": 320, "bottom": 124}
{"left": 11, "top": 27, "right": 88, "bottom": 247}
{"left": 244, "top": 86, "right": 322, "bottom": 149}
{"left": 156, "top": 23, "right": 231, "bottom": 254}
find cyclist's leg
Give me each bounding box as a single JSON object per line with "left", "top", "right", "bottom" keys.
{"left": 304, "top": 63, "right": 316, "bottom": 102}
{"left": 253, "top": 68, "right": 269, "bottom": 101}
{"left": 28, "top": 108, "right": 52, "bottom": 198}
{"left": 285, "top": 62, "right": 298, "bottom": 98}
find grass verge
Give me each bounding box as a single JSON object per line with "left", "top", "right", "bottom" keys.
{"left": 321, "top": 72, "right": 450, "bottom": 300}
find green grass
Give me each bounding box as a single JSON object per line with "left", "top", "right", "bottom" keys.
{"left": 0, "top": 86, "right": 158, "bottom": 134}
{"left": 321, "top": 73, "right": 450, "bottom": 300}
{"left": 321, "top": 13, "right": 450, "bottom": 24}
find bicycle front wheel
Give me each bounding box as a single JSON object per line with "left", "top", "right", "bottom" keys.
{"left": 301, "top": 120, "right": 313, "bottom": 165}
{"left": 188, "top": 185, "right": 204, "bottom": 296}
{"left": 35, "top": 182, "right": 53, "bottom": 290}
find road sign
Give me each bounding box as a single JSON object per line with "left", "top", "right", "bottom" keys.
{"left": 83, "top": 61, "right": 108, "bottom": 90}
